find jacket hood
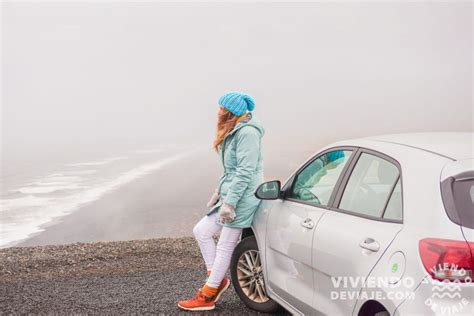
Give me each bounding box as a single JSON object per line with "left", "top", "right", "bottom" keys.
{"left": 230, "top": 114, "right": 265, "bottom": 138}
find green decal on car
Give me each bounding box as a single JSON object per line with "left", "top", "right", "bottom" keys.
{"left": 391, "top": 263, "right": 398, "bottom": 273}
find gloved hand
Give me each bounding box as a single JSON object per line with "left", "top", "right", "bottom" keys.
{"left": 219, "top": 203, "right": 236, "bottom": 224}
{"left": 206, "top": 189, "right": 220, "bottom": 208}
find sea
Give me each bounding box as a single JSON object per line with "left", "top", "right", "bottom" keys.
{"left": 0, "top": 143, "right": 200, "bottom": 248}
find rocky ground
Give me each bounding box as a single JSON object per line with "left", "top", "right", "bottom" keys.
{"left": 0, "top": 237, "right": 288, "bottom": 315}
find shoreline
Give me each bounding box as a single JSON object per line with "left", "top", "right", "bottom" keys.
{"left": 12, "top": 148, "right": 222, "bottom": 248}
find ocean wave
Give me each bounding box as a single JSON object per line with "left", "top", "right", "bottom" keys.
{"left": 131, "top": 149, "right": 163, "bottom": 154}
{"left": 0, "top": 195, "right": 53, "bottom": 211}
{"left": 41, "top": 174, "right": 82, "bottom": 182}
{"left": 66, "top": 157, "right": 128, "bottom": 167}
{"left": 59, "top": 170, "right": 98, "bottom": 175}
{"left": 18, "top": 172, "right": 91, "bottom": 194}
{"left": 17, "top": 184, "right": 86, "bottom": 195}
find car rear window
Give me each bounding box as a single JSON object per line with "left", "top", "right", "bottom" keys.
{"left": 441, "top": 171, "right": 474, "bottom": 229}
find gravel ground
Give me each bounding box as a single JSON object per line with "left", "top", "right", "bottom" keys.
{"left": 0, "top": 237, "right": 289, "bottom": 315}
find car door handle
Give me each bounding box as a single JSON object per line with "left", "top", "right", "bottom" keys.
{"left": 359, "top": 238, "right": 380, "bottom": 252}
{"left": 300, "top": 218, "right": 314, "bottom": 229}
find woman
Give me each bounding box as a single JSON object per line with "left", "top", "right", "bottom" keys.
{"left": 178, "top": 92, "right": 265, "bottom": 311}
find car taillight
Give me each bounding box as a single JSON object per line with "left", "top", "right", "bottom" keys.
{"left": 419, "top": 238, "right": 473, "bottom": 282}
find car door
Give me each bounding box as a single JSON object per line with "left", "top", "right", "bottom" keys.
{"left": 311, "top": 149, "right": 404, "bottom": 315}
{"left": 265, "top": 148, "right": 355, "bottom": 314}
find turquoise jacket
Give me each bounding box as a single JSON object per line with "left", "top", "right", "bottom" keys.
{"left": 207, "top": 114, "right": 265, "bottom": 228}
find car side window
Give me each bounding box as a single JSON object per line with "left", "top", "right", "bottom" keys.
{"left": 339, "top": 153, "right": 400, "bottom": 218}
{"left": 288, "top": 150, "right": 352, "bottom": 206}
{"left": 383, "top": 178, "right": 402, "bottom": 221}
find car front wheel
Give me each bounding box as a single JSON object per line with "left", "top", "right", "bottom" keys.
{"left": 230, "top": 235, "right": 280, "bottom": 313}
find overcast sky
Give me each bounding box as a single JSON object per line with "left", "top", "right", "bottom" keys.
{"left": 2, "top": 1, "right": 472, "bottom": 156}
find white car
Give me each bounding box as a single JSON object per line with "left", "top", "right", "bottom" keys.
{"left": 229, "top": 133, "right": 473, "bottom": 316}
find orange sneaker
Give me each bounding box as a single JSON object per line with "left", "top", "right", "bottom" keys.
{"left": 177, "top": 289, "right": 215, "bottom": 311}
{"left": 214, "top": 277, "right": 231, "bottom": 302}
{"left": 206, "top": 271, "right": 231, "bottom": 302}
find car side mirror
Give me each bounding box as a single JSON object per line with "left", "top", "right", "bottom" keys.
{"left": 255, "top": 180, "right": 281, "bottom": 200}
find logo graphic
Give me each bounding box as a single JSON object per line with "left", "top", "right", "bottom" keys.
{"left": 424, "top": 264, "right": 471, "bottom": 314}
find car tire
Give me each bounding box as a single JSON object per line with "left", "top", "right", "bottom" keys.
{"left": 230, "top": 235, "right": 280, "bottom": 313}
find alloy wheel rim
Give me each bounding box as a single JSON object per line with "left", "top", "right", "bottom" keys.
{"left": 237, "top": 249, "right": 269, "bottom": 303}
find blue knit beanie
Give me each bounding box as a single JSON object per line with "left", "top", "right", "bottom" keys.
{"left": 218, "top": 92, "right": 256, "bottom": 116}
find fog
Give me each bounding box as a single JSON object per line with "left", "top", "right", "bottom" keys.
{"left": 2, "top": 1, "right": 472, "bottom": 161}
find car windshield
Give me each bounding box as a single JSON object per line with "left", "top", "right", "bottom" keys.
{"left": 441, "top": 171, "right": 474, "bottom": 229}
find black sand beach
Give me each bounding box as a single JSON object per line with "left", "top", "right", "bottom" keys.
{"left": 0, "top": 237, "right": 289, "bottom": 314}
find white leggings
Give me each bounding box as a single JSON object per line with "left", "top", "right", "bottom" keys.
{"left": 193, "top": 212, "right": 243, "bottom": 288}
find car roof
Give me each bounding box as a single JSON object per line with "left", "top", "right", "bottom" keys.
{"left": 362, "top": 132, "right": 473, "bottom": 161}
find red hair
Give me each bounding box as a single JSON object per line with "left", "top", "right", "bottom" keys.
{"left": 213, "top": 108, "right": 240, "bottom": 152}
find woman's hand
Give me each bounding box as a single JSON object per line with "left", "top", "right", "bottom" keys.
{"left": 206, "top": 189, "right": 220, "bottom": 208}
{"left": 219, "top": 203, "right": 236, "bottom": 224}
